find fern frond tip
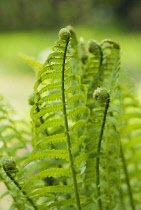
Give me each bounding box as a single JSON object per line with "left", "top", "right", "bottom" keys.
{"left": 88, "top": 39, "right": 101, "bottom": 54}
{"left": 93, "top": 87, "right": 110, "bottom": 105}
{"left": 59, "top": 28, "right": 70, "bottom": 41}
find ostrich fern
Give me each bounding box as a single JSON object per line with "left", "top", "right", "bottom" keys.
{"left": 0, "top": 26, "right": 141, "bottom": 210}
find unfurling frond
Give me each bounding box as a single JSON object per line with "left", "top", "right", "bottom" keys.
{"left": 21, "top": 27, "right": 89, "bottom": 209}
{"left": 0, "top": 26, "right": 139, "bottom": 210}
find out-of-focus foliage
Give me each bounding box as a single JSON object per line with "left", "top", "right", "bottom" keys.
{"left": 1, "top": 0, "right": 141, "bottom": 31}
{"left": 0, "top": 0, "right": 93, "bottom": 30}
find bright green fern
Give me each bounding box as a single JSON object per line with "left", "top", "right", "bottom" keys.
{"left": 0, "top": 26, "right": 141, "bottom": 210}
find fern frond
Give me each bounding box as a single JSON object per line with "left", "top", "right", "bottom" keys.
{"left": 21, "top": 28, "right": 89, "bottom": 209}
{"left": 119, "top": 84, "right": 141, "bottom": 209}
{"left": 19, "top": 53, "right": 42, "bottom": 73}
{"left": 0, "top": 95, "right": 31, "bottom": 161}
{"left": 28, "top": 184, "right": 74, "bottom": 197}
{"left": 82, "top": 40, "right": 102, "bottom": 91}
{"left": 84, "top": 39, "right": 121, "bottom": 209}
{"left": 23, "top": 168, "right": 71, "bottom": 189}
{"left": 22, "top": 149, "right": 69, "bottom": 167}
{"left": 0, "top": 159, "right": 36, "bottom": 210}
{"left": 99, "top": 39, "right": 120, "bottom": 91}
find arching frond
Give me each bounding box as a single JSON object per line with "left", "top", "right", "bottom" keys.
{"left": 21, "top": 28, "right": 89, "bottom": 209}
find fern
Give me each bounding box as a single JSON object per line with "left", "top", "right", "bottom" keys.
{"left": 0, "top": 96, "right": 31, "bottom": 162}
{"left": 20, "top": 28, "right": 90, "bottom": 210}
{"left": 83, "top": 38, "right": 121, "bottom": 210}
{"left": 0, "top": 26, "right": 140, "bottom": 210}
{"left": 0, "top": 96, "right": 34, "bottom": 209}
{"left": 119, "top": 82, "right": 141, "bottom": 210}
{"left": 19, "top": 53, "right": 42, "bottom": 74}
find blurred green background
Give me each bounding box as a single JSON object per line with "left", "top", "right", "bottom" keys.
{"left": 0, "top": 0, "right": 141, "bottom": 118}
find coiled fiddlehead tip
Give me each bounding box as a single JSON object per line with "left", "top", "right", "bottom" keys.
{"left": 101, "top": 39, "right": 120, "bottom": 49}
{"left": 2, "top": 157, "right": 18, "bottom": 173}
{"left": 88, "top": 40, "right": 99, "bottom": 53}
{"left": 59, "top": 28, "right": 70, "bottom": 41}
{"left": 93, "top": 87, "right": 110, "bottom": 104}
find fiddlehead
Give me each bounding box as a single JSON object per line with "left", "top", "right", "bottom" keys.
{"left": 1, "top": 157, "right": 37, "bottom": 210}
{"left": 93, "top": 88, "right": 110, "bottom": 210}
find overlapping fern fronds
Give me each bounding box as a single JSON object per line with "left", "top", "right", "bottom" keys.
{"left": 0, "top": 96, "right": 32, "bottom": 209}
{"left": 0, "top": 26, "right": 140, "bottom": 210}
{"left": 83, "top": 39, "right": 121, "bottom": 210}
{"left": 119, "top": 83, "right": 141, "bottom": 210}
{"left": 20, "top": 28, "right": 90, "bottom": 209}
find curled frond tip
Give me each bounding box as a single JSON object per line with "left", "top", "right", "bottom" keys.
{"left": 59, "top": 28, "right": 70, "bottom": 41}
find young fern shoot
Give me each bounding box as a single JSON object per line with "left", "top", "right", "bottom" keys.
{"left": 60, "top": 28, "right": 81, "bottom": 210}
{"left": 21, "top": 28, "right": 90, "bottom": 209}
{"left": 1, "top": 157, "right": 36, "bottom": 210}
{"left": 93, "top": 88, "right": 110, "bottom": 210}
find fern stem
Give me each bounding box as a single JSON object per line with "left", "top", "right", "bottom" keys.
{"left": 4, "top": 170, "right": 37, "bottom": 209}
{"left": 120, "top": 144, "right": 135, "bottom": 210}
{"left": 61, "top": 39, "right": 81, "bottom": 210}
{"left": 96, "top": 98, "right": 110, "bottom": 210}
{"left": 0, "top": 173, "right": 18, "bottom": 206}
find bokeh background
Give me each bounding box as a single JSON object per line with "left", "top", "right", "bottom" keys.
{"left": 0, "top": 0, "right": 141, "bottom": 116}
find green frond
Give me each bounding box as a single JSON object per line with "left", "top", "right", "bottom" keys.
{"left": 28, "top": 184, "right": 73, "bottom": 197}
{"left": 67, "top": 106, "right": 90, "bottom": 119}
{"left": 74, "top": 153, "right": 87, "bottom": 166}
{"left": 65, "top": 75, "right": 81, "bottom": 84}
{"left": 20, "top": 27, "right": 90, "bottom": 210}
{"left": 0, "top": 165, "right": 35, "bottom": 210}
{"left": 31, "top": 104, "right": 63, "bottom": 120}
{"left": 46, "top": 197, "right": 76, "bottom": 209}
{"left": 0, "top": 95, "right": 31, "bottom": 160}
{"left": 70, "top": 120, "right": 87, "bottom": 133}
{"left": 66, "top": 94, "right": 86, "bottom": 105}
{"left": 38, "top": 82, "right": 61, "bottom": 94}
{"left": 65, "top": 84, "right": 86, "bottom": 94}
{"left": 82, "top": 39, "right": 102, "bottom": 92}
{"left": 37, "top": 118, "right": 64, "bottom": 133}
{"left": 23, "top": 168, "right": 71, "bottom": 189}
{"left": 1, "top": 26, "right": 141, "bottom": 210}
{"left": 99, "top": 39, "right": 120, "bottom": 91}
{"left": 72, "top": 135, "right": 87, "bottom": 149}
{"left": 19, "top": 53, "right": 42, "bottom": 73}
{"left": 38, "top": 92, "right": 62, "bottom": 104}
{"left": 36, "top": 133, "right": 67, "bottom": 147}
{"left": 118, "top": 82, "right": 141, "bottom": 209}
{"left": 22, "top": 149, "right": 69, "bottom": 168}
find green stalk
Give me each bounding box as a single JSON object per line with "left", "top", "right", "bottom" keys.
{"left": 0, "top": 173, "right": 18, "bottom": 207}
{"left": 61, "top": 38, "right": 81, "bottom": 210}
{"left": 3, "top": 169, "right": 37, "bottom": 210}
{"left": 120, "top": 144, "right": 135, "bottom": 210}
{"left": 96, "top": 98, "right": 110, "bottom": 210}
